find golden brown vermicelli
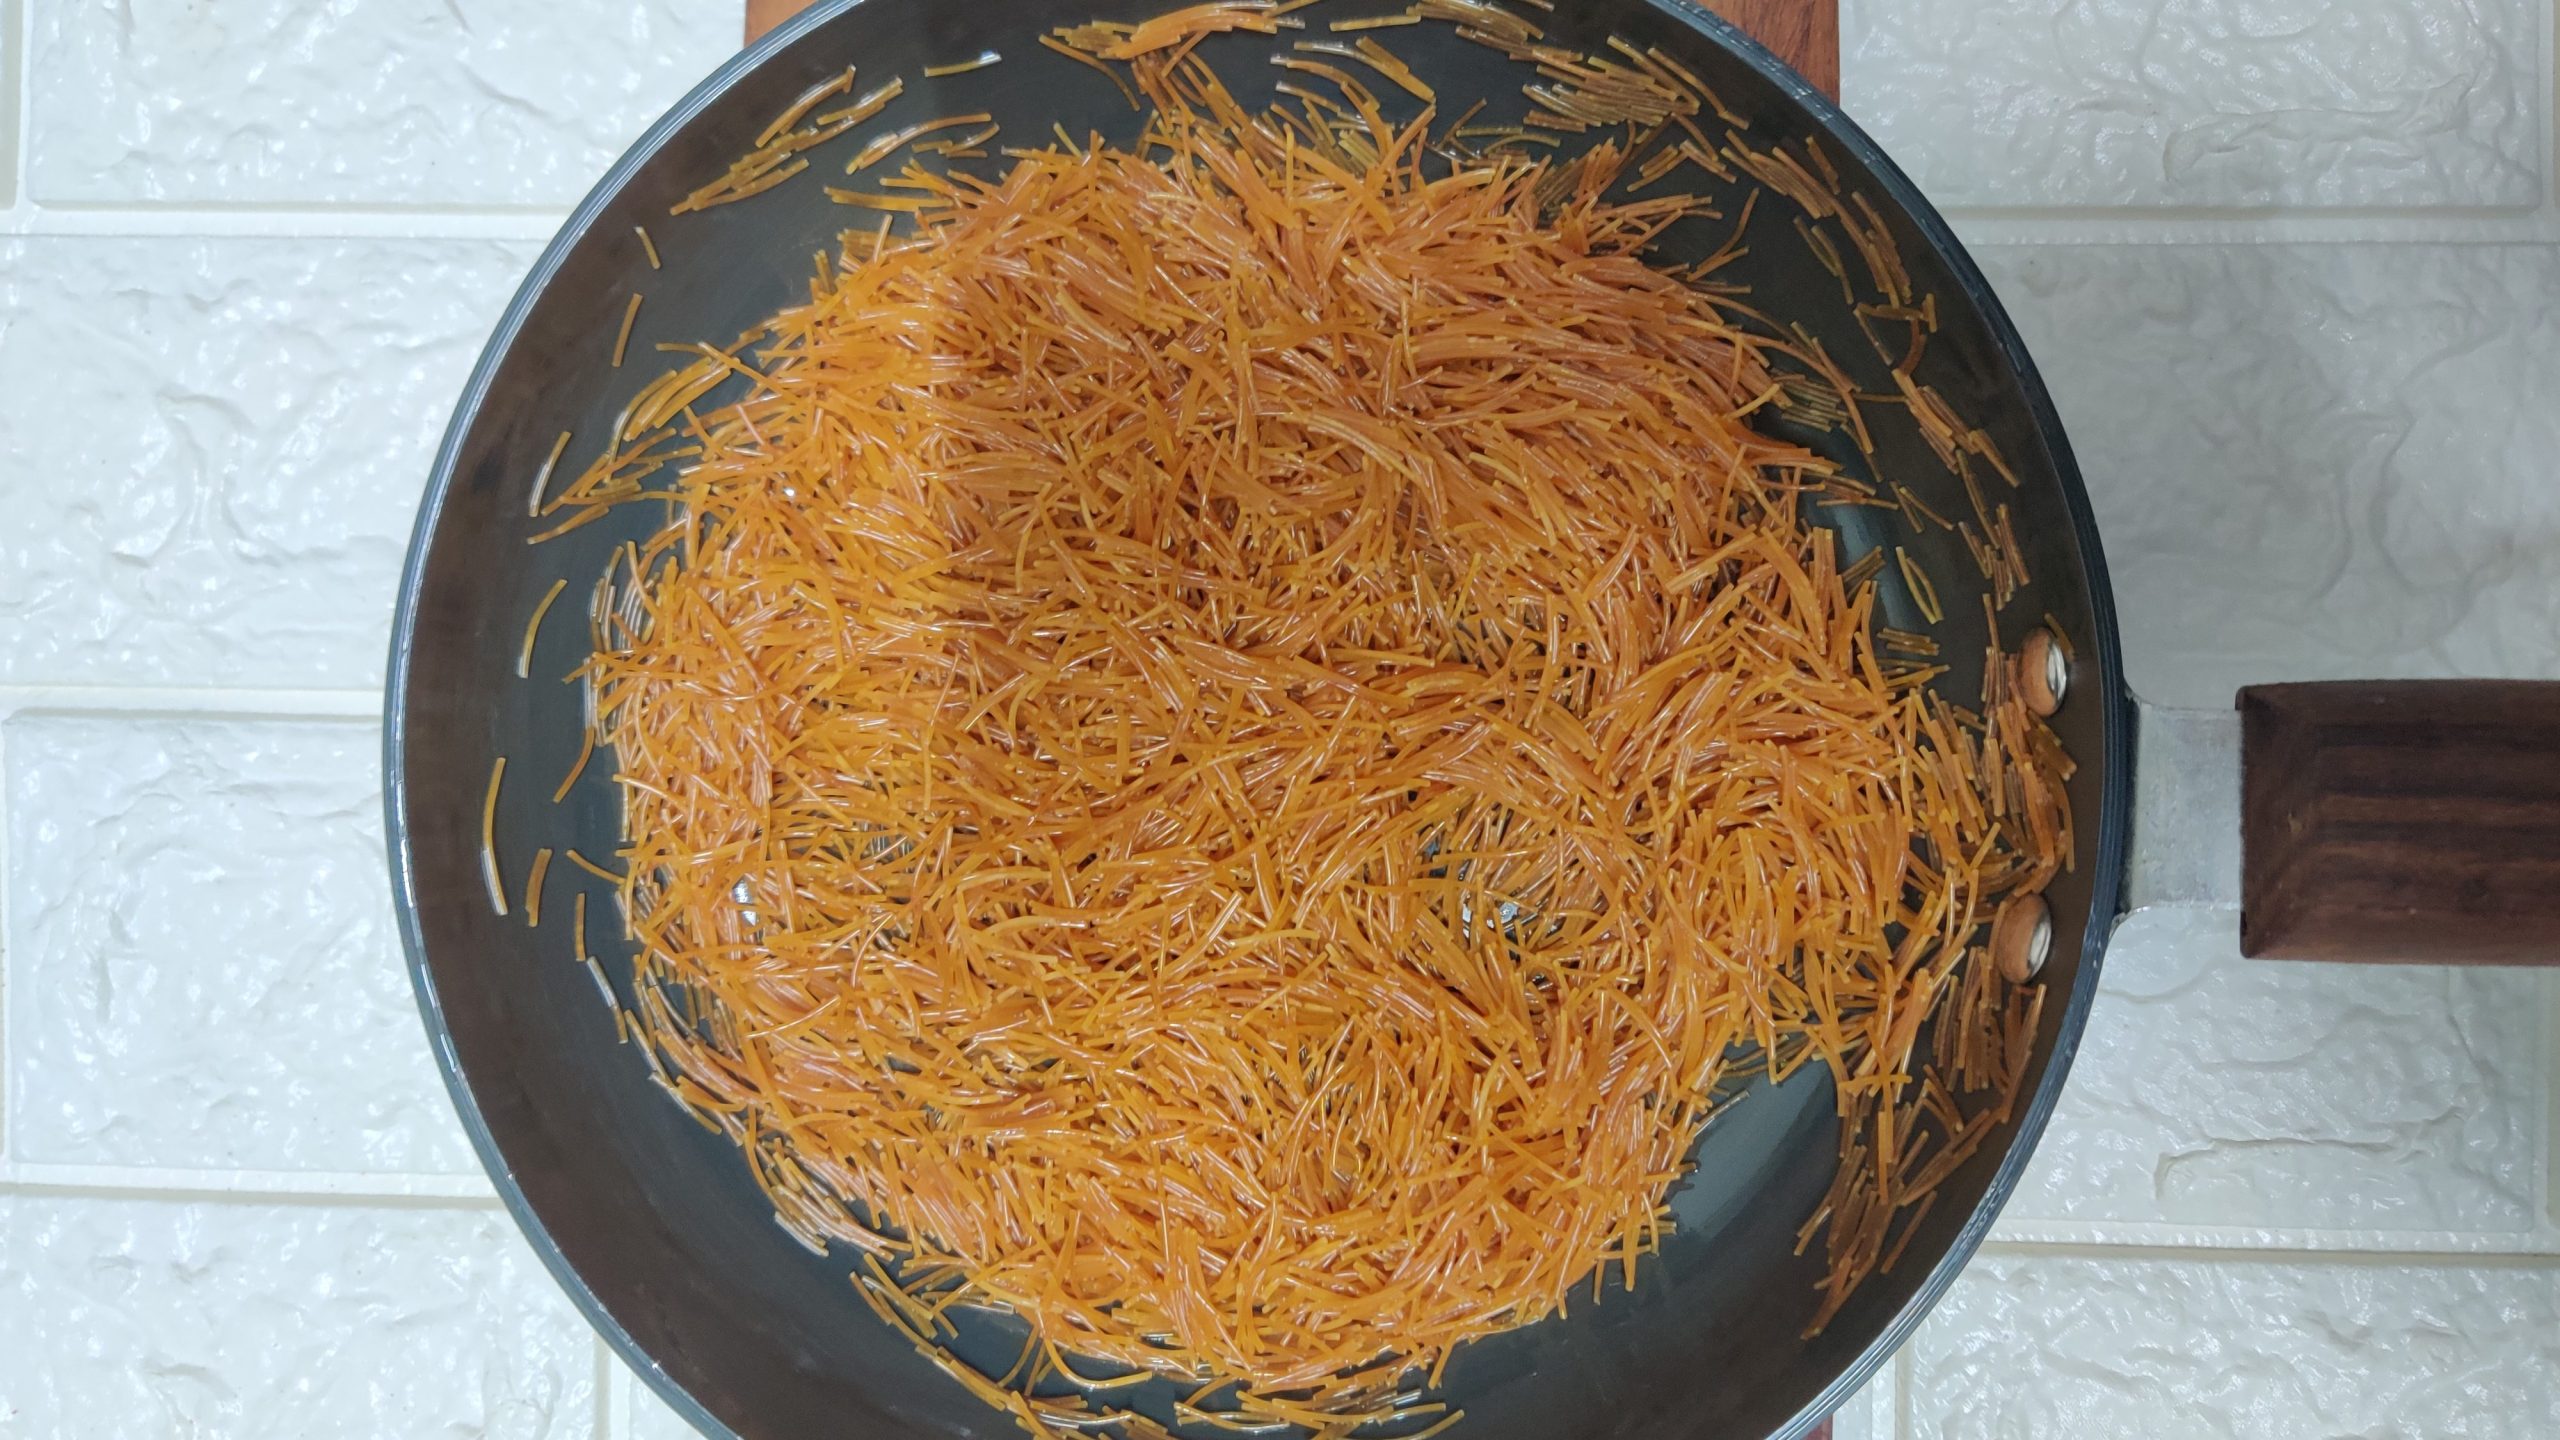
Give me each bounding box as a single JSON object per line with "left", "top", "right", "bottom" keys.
{"left": 526, "top": 429, "right": 574, "bottom": 518}
{"left": 478, "top": 755, "right": 508, "bottom": 919}
{"left": 517, "top": 576, "right": 569, "bottom": 680}
{"left": 611, "top": 293, "right": 643, "bottom": 369}
{"left": 924, "top": 51, "right": 1005, "bottom": 78}
{"left": 559, "top": 19, "right": 2068, "bottom": 1436}
{"left": 524, "top": 846, "right": 554, "bottom": 928}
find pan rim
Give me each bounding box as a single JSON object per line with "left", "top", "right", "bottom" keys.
{"left": 1640, "top": 6, "right": 2134, "bottom": 1434}
{"left": 382, "top": 4, "right": 2134, "bottom": 1437}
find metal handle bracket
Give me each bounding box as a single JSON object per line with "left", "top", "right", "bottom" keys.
{"left": 2123, "top": 699, "right": 2240, "bottom": 918}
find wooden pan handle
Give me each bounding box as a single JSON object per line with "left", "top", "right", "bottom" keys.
{"left": 1699, "top": 0, "right": 1839, "bottom": 97}
{"left": 744, "top": 0, "right": 805, "bottom": 43}
{"left": 742, "top": 0, "right": 1843, "bottom": 97}
{"left": 2241, "top": 681, "right": 2560, "bottom": 964}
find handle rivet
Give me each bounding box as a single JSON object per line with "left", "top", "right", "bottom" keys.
{"left": 2019, "top": 628, "right": 2068, "bottom": 717}
{"left": 1993, "top": 894, "right": 2052, "bottom": 983}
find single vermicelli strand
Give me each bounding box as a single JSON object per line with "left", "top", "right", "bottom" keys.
{"left": 525, "top": 846, "right": 554, "bottom": 928}
{"left": 612, "top": 293, "right": 643, "bottom": 368}
{"left": 924, "top": 51, "right": 1003, "bottom": 77}
{"left": 562, "top": 848, "right": 619, "bottom": 885}
{"left": 518, "top": 577, "right": 569, "bottom": 680}
{"left": 526, "top": 430, "right": 572, "bottom": 518}
{"left": 554, "top": 724, "right": 596, "bottom": 804}
{"left": 1897, "top": 546, "right": 1943, "bottom": 626}
{"left": 479, "top": 756, "right": 508, "bottom": 918}
{"left": 557, "top": 17, "right": 2070, "bottom": 1436}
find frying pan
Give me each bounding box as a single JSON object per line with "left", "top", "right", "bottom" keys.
{"left": 385, "top": 2, "right": 2560, "bottom": 1437}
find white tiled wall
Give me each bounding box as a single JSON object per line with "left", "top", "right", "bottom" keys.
{"left": 0, "top": 1, "right": 2553, "bottom": 1437}
{"left": 25, "top": 0, "right": 730, "bottom": 208}
{"left": 0, "top": 239, "right": 538, "bottom": 689}
{"left": 1847, "top": 0, "right": 2547, "bottom": 211}
{"left": 0, "top": 1195, "right": 597, "bottom": 1437}
{"left": 4, "top": 714, "right": 475, "bottom": 1184}
{"left": 1979, "top": 244, "right": 2560, "bottom": 709}
{"left": 1997, "top": 909, "right": 2552, "bottom": 1249}
{"left": 1911, "top": 1251, "right": 2560, "bottom": 1438}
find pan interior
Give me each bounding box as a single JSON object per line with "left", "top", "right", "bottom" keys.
{"left": 390, "top": 4, "right": 2123, "bottom": 1438}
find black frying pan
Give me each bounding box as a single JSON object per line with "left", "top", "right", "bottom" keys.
{"left": 386, "top": 3, "right": 2133, "bottom": 1437}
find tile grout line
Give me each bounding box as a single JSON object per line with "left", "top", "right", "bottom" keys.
{"left": 1992, "top": 1216, "right": 2560, "bottom": 1256}
{"left": 1942, "top": 200, "right": 2551, "bottom": 224}
{"left": 1977, "top": 1236, "right": 2560, "bottom": 1268}
{"left": 0, "top": 1160, "right": 498, "bottom": 1203}
{"left": 0, "top": 684, "right": 381, "bottom": 719}
{"left": 1946, "top": 213, "right": 2560, "bottom": 247}
{"left": 0, "top": 1177, "right": 504, "bottom": 1211}
{"left": 595, "top": 1334, "right": 620, "bottom": 1440}
{"left": 1890, "top": 1345, "right": 1911, "bottom": 1440}
{"left": 0, "top": 709, "right": 10, "bottom": 1171}
{"left": 614, "top": 1357, "right": 653, "bottom": 1440}
{"left": 5, "top": 0, "right": 25, "bottom": 211}
{"left": 3, "top": 203, "right": 570, "bottom": 241}
{"left": 35, "top": 198, "right": 570, "bottom": 217}
{"left": 2546, "top": 975, "right": 2560, "bottom": 1234}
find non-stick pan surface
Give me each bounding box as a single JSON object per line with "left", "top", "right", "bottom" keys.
{"left": 387, "top": 3, "right": 2132, "bottom": 1436}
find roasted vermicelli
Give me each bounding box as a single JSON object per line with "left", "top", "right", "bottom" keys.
{"left": 543, "top": 9, "right": 2069, "bottom": 1435}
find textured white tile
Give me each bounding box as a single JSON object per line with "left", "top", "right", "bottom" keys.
{"left": 1844, "top": 0, "right": 2544, "bottom": 210}
{"left": 2003, "top": 908, "right": 2549, "bottom": 1240}
{"left": 26, "top": 0, "right": 731, "bottom": 207}
{"left": 1978, "top": 244, "right": 2560, "bottom": 709}
{"left": 0, "top": 1193, "right": 594, "bottom": 1438}
{"left": 1909, "top": 1251, "right": 2560, "bottom": 1439}
{"left": 1827, "top": 1359, "right": 1900, "bottom": 1440}
{"left": 0, "top": 237, "right": 533, "bottom": 688}
{"left": 4, "top": 713, "right": 474, "bottom": 1176}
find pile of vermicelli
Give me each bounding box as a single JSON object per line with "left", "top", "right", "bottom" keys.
{"left": 547, "top": 14, "right": 2066, "bottom": 1437}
